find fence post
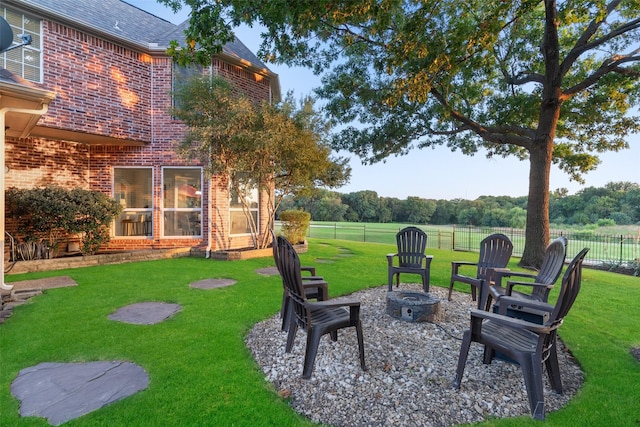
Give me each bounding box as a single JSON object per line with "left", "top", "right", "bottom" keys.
{"left": 620, "top": 235, "right": 624, "bottom": 264}
{"left": 363, "top": 224, "right": 366, "bottom": 242}
{"left": 334, "top": 222, "right": 337, "bottom": 239}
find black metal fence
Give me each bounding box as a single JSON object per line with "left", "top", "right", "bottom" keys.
{"left": 291, "top": 222, "right": 640, "bottom": 266}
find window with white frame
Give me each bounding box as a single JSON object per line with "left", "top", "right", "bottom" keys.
{"left": 163, "top": 167, "right": 202, "bottom": 237}
{"left": 1, "top": 8, "right": 42, "bottom": 82}
{"left": 114, "top": 168, "right": 153, "bottom": 237}
{"left": 229, "top": 172, "right": 259, "bottom": 235}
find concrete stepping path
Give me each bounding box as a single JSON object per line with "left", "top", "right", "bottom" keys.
{"left": 11, "top": 361, "right": 149, "bottom": 426}
{"left": 189, "top": 278, "right": 237, "bottom": 289}
{"left": 108, "top": 302, "right": 181, "bottom": 325}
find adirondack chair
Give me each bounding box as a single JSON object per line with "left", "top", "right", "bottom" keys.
{"left": 448, "top": 233, "right": 513, "bottom": 305}
{"left": 453, "top": 247, "right": 589, "bottom": 420}
{"left": 387, "top": 226, "right": 433, "bottom": 292}
{"left": 271, "top": 230, "right": 327, "bottom": 332}
{"left": 482, "top": 236, "right": 568, "bottom": 312}
{"left": 278, "top": 236, "right": 366, "bottom": 379}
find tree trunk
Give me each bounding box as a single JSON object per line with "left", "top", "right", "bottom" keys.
{"left": 521, "top": 143, "right": 552, "bottom": 268}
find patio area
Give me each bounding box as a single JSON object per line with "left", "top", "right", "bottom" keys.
{"left": 245, "top": 283, "right": 583, "bottom": 426}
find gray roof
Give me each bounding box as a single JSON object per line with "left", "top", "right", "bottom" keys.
{"left": 5, "top": 0, "right": 268, "bottom": 70}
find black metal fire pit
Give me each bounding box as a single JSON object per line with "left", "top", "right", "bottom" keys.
{"left": 386, "top": 291, "right": 441, "bottom": 322}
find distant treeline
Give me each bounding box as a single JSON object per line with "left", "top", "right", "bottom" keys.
{"left": 278, "top": 181, "right": 640, "bottom": 227}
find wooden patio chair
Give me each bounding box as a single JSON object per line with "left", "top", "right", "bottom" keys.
{"left": 448, "top": 233, "right": 513, "bottom": 305}
{"left": 387, "top": 226, "right": 433, "bottom": 292}
{"left": 278, "top": 235, "right": 366, "bottom": 379}
{"left": 453, "top": 247, "right": 589, "bottom": 420}
{"left": 271, "top": 230, "right": 327, "bottom": 332}
{"left": 482, "top": 236, "right": 568, "bottom": 312}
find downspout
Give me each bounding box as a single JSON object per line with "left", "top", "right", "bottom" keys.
{"left": 205, "top": 64, "right": 214, "bottom": 258}
{"left": 1, "top": 104, "right": 50, "bottom": 290}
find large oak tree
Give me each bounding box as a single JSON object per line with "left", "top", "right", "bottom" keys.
{"left": 162, "top": 0, "right": 640, "bottom": 266}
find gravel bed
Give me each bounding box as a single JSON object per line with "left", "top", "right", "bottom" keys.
{"left": 245, "top": 284, "right": 583, "bottom": 426}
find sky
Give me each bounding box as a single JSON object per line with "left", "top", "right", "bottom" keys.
{"left": 127, "top": 1, "right": 639, "bottom": 201}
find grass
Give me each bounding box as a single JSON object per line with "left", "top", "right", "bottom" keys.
{"left": 1, "top": 239, "right": 639, "bottom": 426}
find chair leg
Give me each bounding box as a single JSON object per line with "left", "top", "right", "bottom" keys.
{"left": 519, "top": 354, "right": 546, "bottom": 420}
{"left": 281, "top": 295, "right": 291, "bottom": 332}
{"left": 356, "top": 321, "right": 366, "bottom": 371}
{"left": 448, "top": 280, "right": 455, "bottom": 301}
{"left": 285, "top": 321, "right": 298, "bottom": 353}
{"left": 545, "top": 344, "right": 563, "bottom": 394}
{"left": 422, "top": 270, "right": 429, "bottom": 293}
{"left": 453, "top": 329, "right": 472, "bottom": 389}
{"left": 388, "top": 269, "right": 394, "bottom": 292}
{"left": 302, "top": 327, "right": 323, "bottom": 379}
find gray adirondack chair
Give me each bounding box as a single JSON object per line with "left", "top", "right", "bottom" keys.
{"left": 482, "top": 236, "right": 568, "bottom": 311}
{"left": 278, "top": 235, "right": 366, "bottom": 379}
{"left": 453, "top": 247, "right": 589, "bottom": 420}
{"left": 448, "top": 233, "right": 513, "bottom": 305}
{"left": 387, "top": 226, "right": 433, "bottom": 292}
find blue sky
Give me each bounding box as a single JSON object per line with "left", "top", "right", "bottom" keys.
{"left": 127, "top": 0, "right": 639, "bottom": 200}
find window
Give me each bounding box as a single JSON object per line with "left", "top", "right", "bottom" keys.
{"left": 172, "top": 63, "right": 203, "bottom": 109}
{"left": 230, "top": 173, "right": 259, "bottom": 235}
{"left": 113, "top": 168, "right": 153, "bottom": 237}
{"left": 163, "top": 168, "right": 202, "bottom": 237}
{"left": 1, "top": 8, "right": 42, "bottom": 82}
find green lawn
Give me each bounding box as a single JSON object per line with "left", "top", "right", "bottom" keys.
{"left": 1, "top": 239, "right": 639, "bottom": 426}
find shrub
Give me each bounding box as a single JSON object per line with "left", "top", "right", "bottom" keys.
{"left": 278, "top": 210, "right": 311, "bottom": 244}
{"left": 6, "top": 186, "right": 122, "bottom": 257}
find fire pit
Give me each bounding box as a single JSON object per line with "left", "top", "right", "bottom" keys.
{"left": 386, "top": 291, "right": 441, "bottom": 322}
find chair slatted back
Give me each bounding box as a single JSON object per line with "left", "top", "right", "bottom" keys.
{"left": 397, "top": 227, "right": 427, "bottom": 268}
{"left": 477, "top": 233, "right": 513, "bottom": 280}
{"left": 547, "top": 247, "right": 589, "bottom": 329}
{"left": 531, "top": 236, "right": 568, "bottom": 300}
{"left": 277, "top": 236, "right": 309, "bottom": 330}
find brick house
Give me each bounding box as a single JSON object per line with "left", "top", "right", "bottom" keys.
{"left": 1, "top": 0, "right": 281, "bottom": 256}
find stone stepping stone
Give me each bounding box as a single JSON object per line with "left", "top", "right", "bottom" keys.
{"left": 108, "top": 302, "right": 181, "bottom": 325}
{"left": 11, "top": 361, "right": 149, "bottom": 426}
{"left": 255, "top": 267, "right": 279, "bottom": 276}
{"left": 189, "top": 278, "right": 237, "bottom": 289}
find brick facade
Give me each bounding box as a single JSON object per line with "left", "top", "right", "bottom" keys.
{"left": 4, "top": 3, "right": 278, "bottom": 254}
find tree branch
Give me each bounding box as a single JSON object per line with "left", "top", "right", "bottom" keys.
{"left": 563, "top": 50, "right": 640, "bottom": 98}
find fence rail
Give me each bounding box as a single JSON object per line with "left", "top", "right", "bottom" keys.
{"left": 284, "top": 222, "right": 640, "bottom": 266}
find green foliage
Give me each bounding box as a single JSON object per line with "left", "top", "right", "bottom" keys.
{"left": 278, "top": 210, "right": 311, "bottom": 244}
{"left": 5, "top": 186, "right": 122, "bottom": 256}
{"left": 282, "top": 181, "right": 640, "bottom": 228}
{"left": 161, "top": 0, "right": 640, "bottom": 267}
{"left": 171, "top": 76, "right": 350, "bottom": 248}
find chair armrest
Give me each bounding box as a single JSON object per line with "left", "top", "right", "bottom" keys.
{"left": 424, "top": 255, "right": 434, "bottom": 267}
{"left": 497, "top": 296, "right": 554, "bottom": 315}
{"left": 302, "top": 281, "right": 329, "bottom": 300}
{"left": 451, "top": 261, "right": 477, "bottom": 275}
{"left": 505, "top": 280, "right": 553, "bottom": 295}
{"left": 308, "top": 297, "right": 360, "bottom": 308}
{"left": 301, "top": 266, "right": 316, "bottom": 276}
{"left": 470, "top": 309, "right": 552, "bottom": 334}
{"left": 489, "top": 268, "right": 536, "bottom": 288}
{"left": 387, "top": 253, "right": 398, "bottom": 267}
{"left": 302, "top": 276, "right": 324, "bottom": 281}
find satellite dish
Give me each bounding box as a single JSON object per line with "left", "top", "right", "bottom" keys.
{"left": 1, "top": 17, "right": 14, "bottom": 53}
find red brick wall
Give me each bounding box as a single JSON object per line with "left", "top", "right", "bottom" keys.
{"left": 38, "top": 21, "right": 152, "bottom": 142}
{"left": 5, "top": 18, "right": 276, "bottom": 253}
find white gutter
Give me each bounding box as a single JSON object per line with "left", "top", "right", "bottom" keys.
{"left": 1, "top": 103, "right": 50, "bottom": 290}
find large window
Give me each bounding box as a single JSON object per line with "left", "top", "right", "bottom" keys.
{"left": 114, "top": 168, "right": 153, "bottom": 237}
{"left": 1, "top": 8, "right": 42, "bottom": 82}
{"left": 230, "top": 173, "right": 259, "bottom": 235}
{"left": 172, "top": 63, "right": 203, "bottom": 109}
{"left": 163, "top": 168, "right": 202, "bottom": 237}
